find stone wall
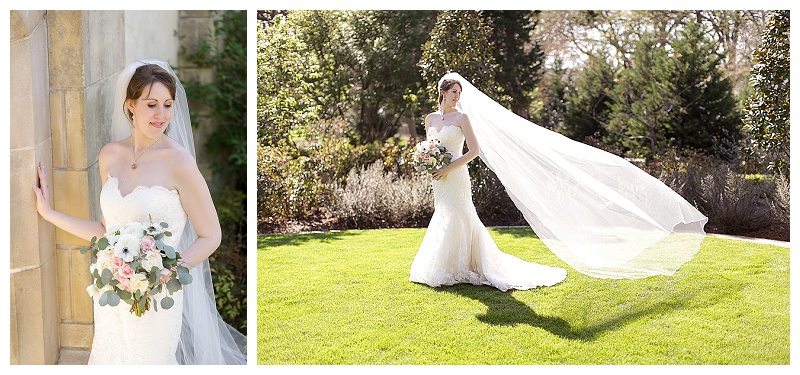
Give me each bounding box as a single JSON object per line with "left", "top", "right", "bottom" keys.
{"left": 9, "top": 10, "right": 60, "bottom": 365}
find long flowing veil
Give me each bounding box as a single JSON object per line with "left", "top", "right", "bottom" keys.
{"left": 443, "top": 72, "right": 708, "bottom": 279}
{"left": 111, "top": 60, "right": 247, "bottom": 364}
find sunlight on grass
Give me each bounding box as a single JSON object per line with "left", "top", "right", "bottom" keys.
{"left": 257, "top": 227, "right": 789, "bottom": 365}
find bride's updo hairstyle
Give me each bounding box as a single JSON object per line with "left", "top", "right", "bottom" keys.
{"left": 438, "top": 78, "right": 462, "bottom": 106}
{"left": 124, "top": 63, "right": 177, "bottom": 132}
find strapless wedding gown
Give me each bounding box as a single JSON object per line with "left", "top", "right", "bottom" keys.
{"left": 409, "top": 125, "right": 567, "bottom": 292}
{"left": 87, "top": 176, "right": 187, "bottom": 365}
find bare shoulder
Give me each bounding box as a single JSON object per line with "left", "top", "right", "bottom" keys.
{"left": 424, "top": 112, "right": 437, "bottom": 126}
{"left": 161, "top": 138, "right": 201, "bottom": 182}
{"left": 98, "top": 140, "right": 128, "bottom": 174}
{"left": 455, "top": 111, "right": 471, "bottom": 127}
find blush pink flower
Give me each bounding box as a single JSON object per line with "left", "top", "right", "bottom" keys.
{"left": 117, "top": 277, "right": 132, "bottom": 292}
{"left": 140, "top": 236, "right": 157, "bottom": 253}
{"left": 117, "top": 264, "right": 135, "bottom": 279}
{"left": 112, "top": 256, "right": 125, "bottom": 269}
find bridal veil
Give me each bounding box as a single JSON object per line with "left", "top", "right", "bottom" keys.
{"left": 443, "top": 72, "right": 708, "bottom": 279}
{"left": 111, "top": 60, "right": 247, "bottom": 364}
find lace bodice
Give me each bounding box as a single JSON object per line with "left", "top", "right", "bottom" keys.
{"left": 428, "top": 125, "right": 464, "bottom": 159}
{"left": 100, "top": 176, "right": 187, "bottom": 247}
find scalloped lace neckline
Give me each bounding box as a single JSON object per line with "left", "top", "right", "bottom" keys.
{"left": 429, "top": 124, "right": 458, "bottom": 135}
{"left": 105, "top": 175, "right": 178, "bottom": 199}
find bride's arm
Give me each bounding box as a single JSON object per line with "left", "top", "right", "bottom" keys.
{"left": 31, "top": 149, "right": 110, "bottom": 241}
{"left": 171, "top": 151, "right": 222, "bottom": 268}
{"left": 431, "top": 113, "right": 480, "bottom": 180}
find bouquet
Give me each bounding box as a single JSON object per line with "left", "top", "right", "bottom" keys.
{"left": 82, "top": 216, "right": 193, "bottom": 317}
{"left": 411, "top": 139, "right": 453, "bottom": 174}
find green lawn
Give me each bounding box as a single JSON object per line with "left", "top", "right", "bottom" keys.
{"left": 257, "top": 227, "right": 789, "bottom": 365}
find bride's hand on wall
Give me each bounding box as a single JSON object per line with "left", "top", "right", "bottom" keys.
{"left": 32, "top": 162, "right": 54, "bottom": 220}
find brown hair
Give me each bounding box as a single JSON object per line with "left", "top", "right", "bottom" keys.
{"left": 438, "top": 78, "right": 462, "bottom": 106}
{"left": 124, "top": 64, "right": 177, "bottom": 122}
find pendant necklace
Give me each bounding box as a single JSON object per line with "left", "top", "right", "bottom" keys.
{"left": 131, "top": 136, "right": 160, "bottom": 170}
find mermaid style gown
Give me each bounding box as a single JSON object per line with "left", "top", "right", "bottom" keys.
{"left": 87, "top": 176, "right": 187, "bottom": 364}
{"left": 409, "top": 125, "right": 567, "bottom": 292}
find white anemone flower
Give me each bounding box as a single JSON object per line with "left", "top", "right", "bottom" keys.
{"left": 114, "top": 234, "right": 141, "bottom": 262}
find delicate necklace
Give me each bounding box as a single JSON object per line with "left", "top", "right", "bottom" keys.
{"left": 131, "top": 136, "right": 160, "bottom": 170}
{"left": 441, "top": 107, "right": 455, "bottom": 121}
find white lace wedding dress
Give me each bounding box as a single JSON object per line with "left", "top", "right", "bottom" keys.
{"left": 409, "top": 125, "right": 567, "bottom": 292}
{"left": 87, "top": 176, "right": 187, "bottom": 365}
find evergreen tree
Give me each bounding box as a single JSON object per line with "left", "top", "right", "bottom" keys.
{"left": 484, "top": 10, "right": 544, "bottom": 118}
{"left": 743, "top": 10, "right": 790, "bottom": 176}
{"left": 563, "top": 52, "right": 617, "bottom": 142}
{"left": 605, "top": 32, "right": 677, "bottom": 157}
{"left": 670, "top": 21, "right": 742, "bottom": 161}
{"left": 536, "top": 58, "right": 570, "bottom": 131}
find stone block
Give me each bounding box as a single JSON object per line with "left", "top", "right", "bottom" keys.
{"left": 85, "top": 77, "right": 116, "bottom": 168}
{"left": 123, "top": 10, "right": 179, "bottom": 64}
{"left": 10, "top": 11, "right": 27, "bottom": 42}
{"left": 50, "top": 91, "right": 66, "bottom": 168}
{"left": 48, "top": 10, "right": 85, "bottom": 88}
{"left": 11, "top": 265, "right": 55, "bottom": 364}
{"left": 9, "top": 10, "right": 47, "bottom": 41}
{"left": 65, "top": 90, "right": 88, "bottom": 169}
{"left": 9, "top": 38, "right": 35, "bottom": 151}
{"left": 57, "top": 248, "right": 71, "bottom": 319}
{"left": 41, "top": 256, "right": 61, "bottom": 364}
{"left": 30, "top": 21, "right": 51, "bottom": 145}
{"left": 9, "top": 148, "right": 48, "bottom": 269}
{"left": 10, "top": 272, "right": 19, "bottom": 364}
{"left": 180, "top": 10, "right": 211, "bottom": 18}
{"left": 59, "top": 323, "right": 93, "bottom": 350}
{"left": 52, "top": 170, "right": 90, "bottom": 247}
{"left": 71, "top": 247, "right": 94, "bottom": 322}
{"left": 57, "top": 348, "right": 90, "bottom": 365}
{"left": 85, "top": 10, "right": 124, "bottom": 85}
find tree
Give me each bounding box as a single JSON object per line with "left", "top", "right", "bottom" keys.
{"left": 484, "top": 10, "right": 544, "bottom": 118}
{"left": 669, "top": 21, "right": 742, "bottom": 161}
{"left": 743, "top": 10, "right": 789, "bottom": 176}
{"left": 604, "top": 32, "right": 677, "bottom": 157}
{"left": 563, "top": 51, "right": 617, "bottom": 142}
{"left": 257, "top": 12, "right": 322, "bottom": 146}
{"left": 347, "top": 11, "right": 438, "bottom": 143}
{"left": 418, "top": 10, "right": 504, "bottom": 108}
{"left": 535, "top": 58, "right": 570, "bottom": 131}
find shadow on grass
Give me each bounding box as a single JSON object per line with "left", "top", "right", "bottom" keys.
{"left": 257, "top": 230, "right": 359, "bottom": 248}
{"left": 437, "top": 277, "right": 745, "bottom": 342}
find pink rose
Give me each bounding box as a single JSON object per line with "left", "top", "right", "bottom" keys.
{"left": 112, "top": 256, "right": 125, "bottom": 269}
{"left": 117, "top": 264, "right": 135, "bottom": 279}
{"left": 117, "top": 278, "right": 132, "bottom": 291}
{"left": 140, "top": 236, "right": 157, "bottom": 253}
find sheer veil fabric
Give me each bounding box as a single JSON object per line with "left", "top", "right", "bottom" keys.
{"left": 111, "top": 60, "right": 247, "bottom": 364}
{"left": 443, "top": 72, "right": 708, "bottom": 279}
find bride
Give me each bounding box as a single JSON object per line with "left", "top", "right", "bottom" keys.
{"left": 410, "top": 73, "right": 707, "bottom": 291}
{"left": 32, "top": 60, "right": 247, "bottom": 364}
